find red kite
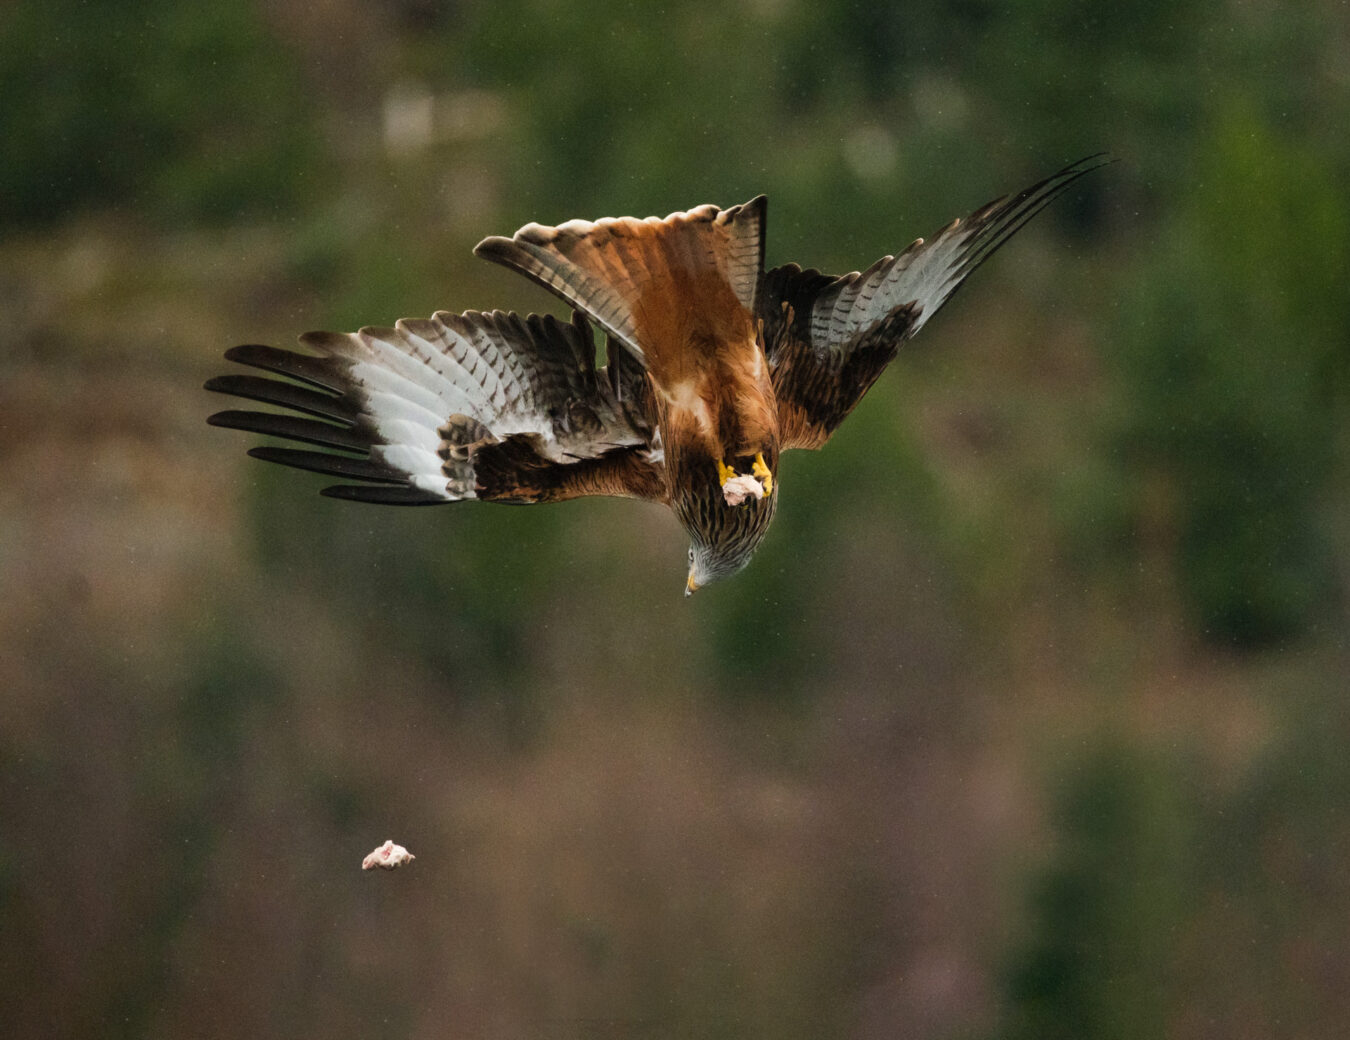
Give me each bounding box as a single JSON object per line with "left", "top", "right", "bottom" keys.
{"left": 207, "top": 156, "right": 1106, "bottom": 594}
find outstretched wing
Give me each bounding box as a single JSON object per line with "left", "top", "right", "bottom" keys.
{"left": 205, "top": 309, "right": 667, "bottom": 505}
{"left": 761, "top": 155, "right": 1110, "bottom": 450}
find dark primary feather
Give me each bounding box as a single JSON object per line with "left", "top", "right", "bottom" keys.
{"left": 203, "top": 373, "right": 359, "bottom": 423}
{"left": 761, "top": 154, "right": 1111, "bottom": 449}
{"left": 220, "top": 343, "right": 347, "bottom": 390}
{"left": 206, "top": 409, "right": 371, "bottom": 453}
{"left": 319, "top": 484, "right": 451, "bottom": 506}
{"left": 246, "top": 446, "right": 409, "bottom": 484}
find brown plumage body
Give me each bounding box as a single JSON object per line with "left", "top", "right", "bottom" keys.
{"left": 631, "top": 248, "right": 781, "bottom": 572}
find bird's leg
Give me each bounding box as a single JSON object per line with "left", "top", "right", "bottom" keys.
{"left": 719, "top": 454, "right": 772, "bottom": 506}
{"left": 752, "top": 452, "right": 773, "bottom": 495}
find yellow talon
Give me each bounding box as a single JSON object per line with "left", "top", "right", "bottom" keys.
{"left": 717, "top": 458, "right": 736, "bottom": 486}
{"left": 752, "top": 452, "right": 773, "bottom": 495}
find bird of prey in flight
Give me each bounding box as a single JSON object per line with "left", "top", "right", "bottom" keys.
{"left": 206, "top": 155, "right": 1107, "bottom": 595}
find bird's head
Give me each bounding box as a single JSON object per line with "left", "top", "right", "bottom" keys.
{"left": 685, "top": 536, "right": 761, "bottom": 595}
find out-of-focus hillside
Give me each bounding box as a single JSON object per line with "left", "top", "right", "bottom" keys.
{"left": 2, "top": 1, "right": 1349, "bottom": 1037}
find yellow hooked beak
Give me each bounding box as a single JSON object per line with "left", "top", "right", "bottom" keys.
{"left": 686, "top": 572, "right": 700, "bottom": 597}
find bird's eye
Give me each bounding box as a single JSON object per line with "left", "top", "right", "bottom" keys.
{"left": 688, "top": 547, "right": 695, "bottom": 564}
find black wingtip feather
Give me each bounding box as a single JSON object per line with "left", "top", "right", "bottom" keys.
{"left": 319, "top": 484, "right": 447, "bottom": 506}
{"left": 221, "top": 344, "right": 347, "bottom": 391}
{"left": 206, "top": 409, "right": 371, "bottom": 452}
{"left": 247, "top": 446, "right": 409, "bottom": 484}
{"left": 471, "top": 235, "right": 515, "bottom": 262}
{"left": 204, "top": 374, "right": 357, "bottom": 424}
{"left": 954, "top": 152, "right": 1114, "bottom": 281}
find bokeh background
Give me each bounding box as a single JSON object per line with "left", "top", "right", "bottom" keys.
{"left": 3, "top": 1, "right": 1349, "bottom": 1037}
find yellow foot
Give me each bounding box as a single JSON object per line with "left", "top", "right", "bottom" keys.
{"left": 717, "top": 457, "right": 736, "bottom": 487}
{"left": 752, "top": 452, "right": 773, "bottom": 495}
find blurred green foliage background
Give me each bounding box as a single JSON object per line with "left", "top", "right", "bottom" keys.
{"left": 2, "top": 0, "right": 1348, "bottom": 1037}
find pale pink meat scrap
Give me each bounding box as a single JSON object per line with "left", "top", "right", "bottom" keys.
{"left": 362, "top": 839, "right": 415, "bottom": 871}
{"left": 721, "top": 474, "right": 765, "bottom": 507}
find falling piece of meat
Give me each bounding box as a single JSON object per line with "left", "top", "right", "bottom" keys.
{"left": 362, "top": 839, "right": 415, "bottom": 871}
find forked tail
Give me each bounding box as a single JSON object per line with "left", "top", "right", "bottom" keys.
{"left": 473, "top": 197, "right": 768, "bottom": 370}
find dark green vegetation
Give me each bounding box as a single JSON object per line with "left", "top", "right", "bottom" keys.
{"left": 2, "top": 1, "right": 1348, "bottom": 1037}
